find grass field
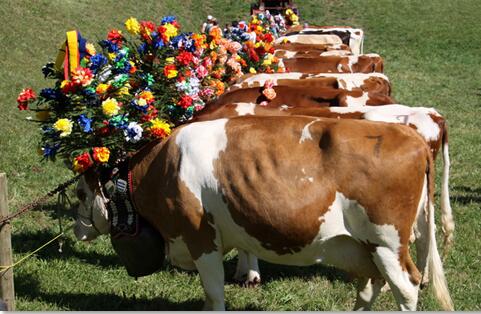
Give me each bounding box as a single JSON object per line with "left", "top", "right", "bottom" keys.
{"left": 1, "top": 0, "right": 481, "bottom": 310}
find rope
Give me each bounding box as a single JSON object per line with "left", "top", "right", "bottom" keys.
{"left": 0, "top": 225, "right": 73, "bottom": 276}
{"left": 0, "top": 174, "right": 81, "bottom": 226}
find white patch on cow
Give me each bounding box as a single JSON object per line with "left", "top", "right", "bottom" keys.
{"left": 296, "top": 27, "right": 364, "bottom": 54}
{"left": 299, "top": 119, "right": 320, "bottom": 143}
{"left": 275, "top": 34, "right": 343, "bottom": 45}
{"left": 321, "top": 50, "right": 353, "bottom": 57}
{"left": 167, "top": 236, "right": 196, "bottom": 270}
{"left": 347, "top": 55, "right": 360, "bottom": 72}
{"left": 275, "top": 50, "right": 298, "bottom": 59}
{"left": 345, "top": 92, "right": 370, "bottom": 107}
{"left": 279, "top": 104, "right": 291, "bottom": 111}
{"left": 362, "top": 104, "right": 441, "bottom": 141}
{"left": 328, "top": 104, "right": 442, "bottom": 142}
{"left": 175, "top": 119, "right": 228, "bottom": 203}
{"left": 234, "top": 102, "right": 256, "bottom": 116}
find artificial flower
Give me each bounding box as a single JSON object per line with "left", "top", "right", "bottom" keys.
{"left": 101, "top": 98, "right": 120, "bottom": 116}
{"left": 72, "top": 152, "right": 93, "bottom": 173}
{"left": 53, "top": 118, "right": 73, "bottom": 137}
{"left": 72, "top": 67, "right": 94, "bottom": 86}
{"left": 86, "top": 42, "right": 96, "bottom": 55}
{"left": 96, "top": 83, "right": 110, "bottom": 94}
{"left": 78, "top": 114, "right": 93, "bottom": 133}
{"left": 125, "top": 17, "right": 141, "bottom": 35}
{"left": 149, "top": 118, "right": 171, "bottom": 138}
{"left": 124, "top": 122, "right": 143, "bottom": 143}
{"left": 164, "top": 64, "right": 178, "bottom": 78}
{"left": 17, "top": 88, "right": 36, "bottom": 110}
{"left": 92, "top": 147, "right": 110, "bottom": 163}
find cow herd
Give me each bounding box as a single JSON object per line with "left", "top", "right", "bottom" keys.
{"left": 73, "top": 24, "right": 455, "bottom": 310}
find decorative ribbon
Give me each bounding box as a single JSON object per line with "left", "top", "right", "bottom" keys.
{"left": 54, "top": 30, "right": 88, "bottom": 80}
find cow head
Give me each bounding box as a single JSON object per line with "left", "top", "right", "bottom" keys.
{"left": 74, "top": 169, "right": 110, "bottom": 241}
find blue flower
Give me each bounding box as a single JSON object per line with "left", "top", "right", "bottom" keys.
{"left": 130, "top": 98, "right": 149, "bottom": 114}
{"left": 89, "top": 54, "right": 108, "bottom": 73}
{"left": 78, "top": 114, "right": 93, "bottom": 133}
{"left": 137, "top": 43, "right": 147, "bottom": 55}
{"left": 42, "top": 143, "right": 60, "bottom": 159}
{"left": 161, "top": 16, "right": 176, "bottom": 24}
{"left": 40, "top": 88, "right": 60, "bottom": 100}
{"left": 99, "top": 40, "right": 119, "bottom": 53}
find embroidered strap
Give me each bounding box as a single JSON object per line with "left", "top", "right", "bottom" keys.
{"left": 107, "top": 160, "right": 139, "bottom": 239}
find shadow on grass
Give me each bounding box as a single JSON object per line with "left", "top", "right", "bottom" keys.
{"left": 452, "top": 185, "right": 481, "bottom": 205}
{"left": 13, "top": 271, "right": 205, "bottom": 310}
{"left": 223, "top": 253, "right": 352, "bottom": 286}
{"left": 11, "top": 229, "right": 122, "bottom": 268}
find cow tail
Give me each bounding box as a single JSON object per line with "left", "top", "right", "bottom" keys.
{"left": 440, "top": 122, "right": 454, "bottom": 255}
{"left": 426, "top": 152, "right": 454, "bottom": 310}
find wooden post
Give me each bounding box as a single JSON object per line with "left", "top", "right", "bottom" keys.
{"left": 0, "top": 173, "right": 15, "bottom": 311}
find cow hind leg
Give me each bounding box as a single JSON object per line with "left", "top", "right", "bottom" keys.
{"left": 353, "top": 277, "right": 385, "bottom": 310}
{"left": 372, "top": 247, "right": 420, "bottom": 311}
{"left": 194, "top": 251, "right": 225, "bottom": 310}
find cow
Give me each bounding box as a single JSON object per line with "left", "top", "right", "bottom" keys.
{"left": 279, "top": 54, "right": 384, "bottom": 74}
{"left": 274, "top": 43, "right": 353, "bottom": 59}
{"left": 225, "top": 72, "right": 393, "bottom": 108}
{"left": 192, "top": 104, "right": 454, "bottom": 288}
{"left": 285, "top": 25, "right": 364, "bottom": 55}
{"left": 229, "top": 72, "right": 391, "bottom": 95}
{"left": 74, "top": 115, "right": 453, "bottom": 311}
{"left": 275, "top": 33, "right": 344, "bottom": 46}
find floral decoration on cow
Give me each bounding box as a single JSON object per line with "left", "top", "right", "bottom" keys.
{"left": 17, "top": 14, "right": 285, "bottom": 173}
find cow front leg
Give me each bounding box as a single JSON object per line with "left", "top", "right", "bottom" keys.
{"left": 234, "top": 250, "right": 261, "bottom": 287}
{"left": 194, "top": 251, "right": 225, "bottom": 310}
{"left": 353, "top": 277, "right": 384, "bottom": 310}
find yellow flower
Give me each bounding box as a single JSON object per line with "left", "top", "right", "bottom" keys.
{"left": 149, "top": 118, "right": 172, "bottom": 138}
{"left": 263, "top": 58, "right": 272, "bottom": 66}
{"left": 249, "top": 67, "right": 257, "bottom": 74}
{"left": 282, "top": 38, "right": 290, "bottom": 44}
{"left": 166, "top": 69, "right": 178, "bottom": 79}
{"left": 116, "top": 85, "right": 130, "bottom": 96}
{"left": 125, "top": 17, "right": 141, "bottom": 35}
{"left": 165, "top": 57, "right": 175, "bottom": 64}
{"left": 108, "top": 53, "right": 117, "bottom": 61}
{"left": 96, "top": 83, "right": 109, "bottom": 94}
{"left": 139, "top": 90, "right": 154, "bottom": 102}
{"left": 163, "top": 23, "right": 178, "bottom": 40}
{"left": 53, "top": 118, "right": 73, "bottom": 137}
{"left": 93, "top": 147, "right": 110, "bottom": 163}
{"left": 209, "top": 41, "right": 217, "bottom": 50}
{"left": 137, "top": 98, "right": 148, "bottom": 107}
{"left": 101, "top": 98, "right": 120, "bottom": 116}
{"left": 86, "top": 43, "right": 96, "bottom": 55}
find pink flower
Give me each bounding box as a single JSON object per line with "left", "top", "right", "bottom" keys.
{"left": 72, "top": 67, "right": 94, "bottom": 86}
{"left": 195, "top": 65, "right": 209, "bottom": 79}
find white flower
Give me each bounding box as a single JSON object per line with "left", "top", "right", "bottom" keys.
{"left": 124, "top": 122, "right": 143, "bottom": 143}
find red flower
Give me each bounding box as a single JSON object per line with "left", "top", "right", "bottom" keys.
{"left": 264, "top": 33, "right": 274, "bottom": 43}
{"left": 17, "top": 88, "right": 36, "bottom": 110}
{"left": 141, "top": 105, "right": 158, "bottom": 123}
{"left": 176, "top": 51, "right": 194, "bottom": 66}
{"left": 248, "top": 48, "right": 260, "bottom": 62}
{"left": 73, "top": 152, "right": 94, "bottom": 173}
{"left": 107, "top": 29, "right": 123, "bottom": 45}
{"left": 164, "top": 64, "right": 178, "bottom": 78}
{"left": 178, "top": 95, "right": 193, "bottom": 109}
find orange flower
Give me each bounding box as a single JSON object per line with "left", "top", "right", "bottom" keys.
{"left": 92, "top": 147, "right": 110, "bottom": 163}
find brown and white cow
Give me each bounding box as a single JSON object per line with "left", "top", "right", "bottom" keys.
{"left": 285, "top": 25, "right": 364, "bottom": 55}
{"left": 74, "top": 116, "right": 453, "bottom": 311}
{"left": 279, "top": 54, "right": 384, "bottom": 74}
{"left": 193, "top": 103, "right": 454, "bottom": 288}
{"left": 274, "top": 42, "right": 353, "bottom": 59}
{"left": 275, "top": 33, "right": 344, "bottom": 46}
{"left": 227, "top": 72, "right": 393, "bottom": 107}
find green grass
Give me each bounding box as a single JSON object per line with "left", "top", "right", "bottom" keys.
{"left": 1, "top": 0, "right": 481, "bottom": 310}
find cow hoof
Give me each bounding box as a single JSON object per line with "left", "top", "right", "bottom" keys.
{"left": 241, "top": 276, "right": 261, "bottom": 288}
{"left": 381, "top": 282, "right": 391, "bottom": 293}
